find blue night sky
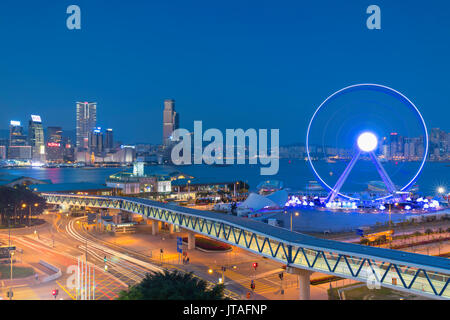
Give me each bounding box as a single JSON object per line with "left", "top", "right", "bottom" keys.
{"left": 0, "top": 0, "right": 449, "bottom": 144}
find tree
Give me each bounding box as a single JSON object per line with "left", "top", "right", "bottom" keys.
{"left": 118, "top": 270, "right": 227, "bottom": 300}
{"left": 425, "top": 228, "right": 433, "bottom": 241}
{"left": 359, "top": 238, "right": 370, "bottom": 246}
{"left": 0, "top": 186, "right": 45, "bottom": 227}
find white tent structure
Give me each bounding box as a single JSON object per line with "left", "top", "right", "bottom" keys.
{"left": 238, "top": 190, "right": 288, "bottom": 214}
{"left": 266, "top": 190, "right": 289, "bottom": 208}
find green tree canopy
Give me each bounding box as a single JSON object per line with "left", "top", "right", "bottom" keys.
{"left": 0, "top": 186, "right": 46, "bottom": 226}
{"left": 118, "top": 270, "right": 226, "bottom": 300}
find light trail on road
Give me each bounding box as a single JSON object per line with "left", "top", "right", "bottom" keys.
{"left": 65, "top": 218, "right": 163, "bottom": 287}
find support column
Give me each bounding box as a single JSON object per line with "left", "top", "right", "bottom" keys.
{"left": 287, "top": 267, "right": 313, "bottom": 300}
{"left": 152, "top": 220, "right": 159, "bottom": 236}
{"left": 169, "top": 224, "right": 174, "bottom": 234}
{"left": 187, "top": 232, "right": 196, "bottom": 250}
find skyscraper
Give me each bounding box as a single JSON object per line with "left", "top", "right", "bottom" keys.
{"left": 162, "top": 99, "right": 179, "bottom": 146}
{"left": 9, "top": 121, "right": 27, "bottom": 146}
{"left": 46, "top": 126, "right": 63, "bottom": 162}
{"left": 8, "top": 120, "right": 31, "bottom": 160}
{"left": 76, "top": 102, "right": 97, "bottom": 150}
{"left": 28, "top": 115, "right": 45, "bottom": 163}
{"left": 88, "top": 127, "right": 104, "bottom": 154}
{"left": 105, "top": 128, "right": 114, "bottom": 151}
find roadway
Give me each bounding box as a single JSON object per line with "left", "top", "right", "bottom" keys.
{"left": 0, "top": 213, "right": 128, "bottom": 300}
{"left": 2, "top": 209, "right": 448, "bottom": 300}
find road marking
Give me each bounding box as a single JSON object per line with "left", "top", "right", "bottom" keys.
{"left": 56, "top": 280, "right": 75, "bottom": 300}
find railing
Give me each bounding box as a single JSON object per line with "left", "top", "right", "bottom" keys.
{"left": 42, "top": 193, "right": 450, "bottom": 299}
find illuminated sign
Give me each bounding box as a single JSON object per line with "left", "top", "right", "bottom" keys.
{"left": 47, "top": 142, "right": 60, "bottom": 148}
{"left": 31, "top": 115, "right": 42, "bottom": 123}
{"left": 10, "top": 121, "right": 21, "bottom": 126}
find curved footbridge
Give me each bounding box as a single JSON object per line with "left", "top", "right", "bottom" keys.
{"left": 42, "top": 193, "right": 450, "bottom": 300}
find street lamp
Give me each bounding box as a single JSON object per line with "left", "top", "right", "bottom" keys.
{"left": 285, "top": 211, "right": 299, "bottom": 232}
{"left": 437, "top": 187, "right": 445, "bottom": 194}
{"left": 187, "top": 180, "right": 191, "bottom": 198}
{"left": 9, "top": 250, "right": 15, "bottom": 300}
{"left": 234, "top": 182, "right": 240, "bottom": 199}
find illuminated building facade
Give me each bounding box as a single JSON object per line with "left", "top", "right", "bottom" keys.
{"left": 76, "top": 102, "right": 97, "bottom": 150}
{"left": 46, "top": 126, "right": 63, "bottom": 162}
{"left": 162, "top": 99, "right": 179, "bottom": 146}
{"left": 8, "top": 121, "right": 31, "bottom": 160}
{"left": 28, "top": 115, "right": 45, "bottom": 163}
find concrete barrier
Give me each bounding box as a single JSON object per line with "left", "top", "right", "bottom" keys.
{"left": 39, "top": 260, "right": 62, "bottom": 283}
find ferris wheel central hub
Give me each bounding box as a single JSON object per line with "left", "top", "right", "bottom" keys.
{"left": 357, "top": 132, "right": 378, "bottom": 152}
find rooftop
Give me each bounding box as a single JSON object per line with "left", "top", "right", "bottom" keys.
{"left": 0, "top": 173, "right": 49, "bottom": 186}
{"left": 29, "top": 182, "right": 113, "bottom": 193}
{"left": 108, "top": 165, "right": 192, "bottom": 182}
{"left": 171, "top": 177, "right": 235, "bottom": 186}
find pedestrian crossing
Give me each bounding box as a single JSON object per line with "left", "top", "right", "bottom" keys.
{"left": 226, "top": 271, "right": 299, "bottom": 294}
{"left": 240, "top": 278, "right": 281, "bottom": 294}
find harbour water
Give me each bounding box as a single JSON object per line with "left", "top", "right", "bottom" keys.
{"left": 1, "top": 160, "right": 448, "bottom": 232}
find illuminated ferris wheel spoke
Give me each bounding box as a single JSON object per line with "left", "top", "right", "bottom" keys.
{"left": 326, "top": 150, "right": 361, "bottom": 203}
{"left": 368, "top": 152, "right": 396, "bottom": 194}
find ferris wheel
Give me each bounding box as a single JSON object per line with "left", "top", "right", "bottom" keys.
{"left": 306, "top": 84, "right": 429, "bottom": 204}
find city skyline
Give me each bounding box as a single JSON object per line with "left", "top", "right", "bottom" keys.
{"left": 0, "top": 1, "right": 448, "bottom": 305}
{"left": 0, "top": 1, "right": 450, "bottom": 145}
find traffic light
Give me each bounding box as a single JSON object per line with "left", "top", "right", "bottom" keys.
{"left": 52, "top": 289, "right": 59, "bottom": 299}
{"left": 221, "top": 266, "right": 226, "bottom": 272}
{"left": 104, "top": 256, "right": 107, "bottom": 263}
{"left": 250, "top": 280, "right": 255, "bottom": 291}
{"left": 252, "top": 262, "right": 258, "bottom": 270}
{"left": 278, "top": 272, "right": 284, "bottom": 280}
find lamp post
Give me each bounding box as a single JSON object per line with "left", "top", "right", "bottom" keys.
{"left": 33, "top": 203, "right": 38, "bottom": 227}
{"left": 234, "top": 182, "right": 240, "bottom": 199}
{"left": 187, "top": 180, "right": 191, "bottom": 200}
{"left": 285, "top": 211, "right": 299, "bottom": 232}
{"left": 21, "top": 203, "right": 27, "bottom": 227}
{"left": 9, "top": 250, "right": 14, "bottom": 300}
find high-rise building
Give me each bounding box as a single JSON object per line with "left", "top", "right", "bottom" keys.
{"left": 105, "top": 128, "right": 114, "bottom": 151}
{"left": 8, "top": 121, "right": 31, "bottom": 160}
{"left": 0, "top": 146, "right": 6, "bottom": 160}
{"left": 28, "top": 115, "right": 45, "bottom": 163}
{"left": 46, "top": 126, "right": 63, "bottom": 162}
{"left": 0, "top": 139, "right": 8, "bottom": 160}
{"left": 429, "top": 128, "right": 447, "bottom": 160}
{"left": 62, "top": 136, "right": 75, "bottom": 162}
{"left": 9, "top": 121, "right": 27, "bottom": 146}
{"left": 88, "top": 127, "right": 104, "bottom": 154}
{"left": 162, "top": 99, "right": 179, "bottom": 146}
{"left": 76, "top": 102, "right": 97, "bottom": 150}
